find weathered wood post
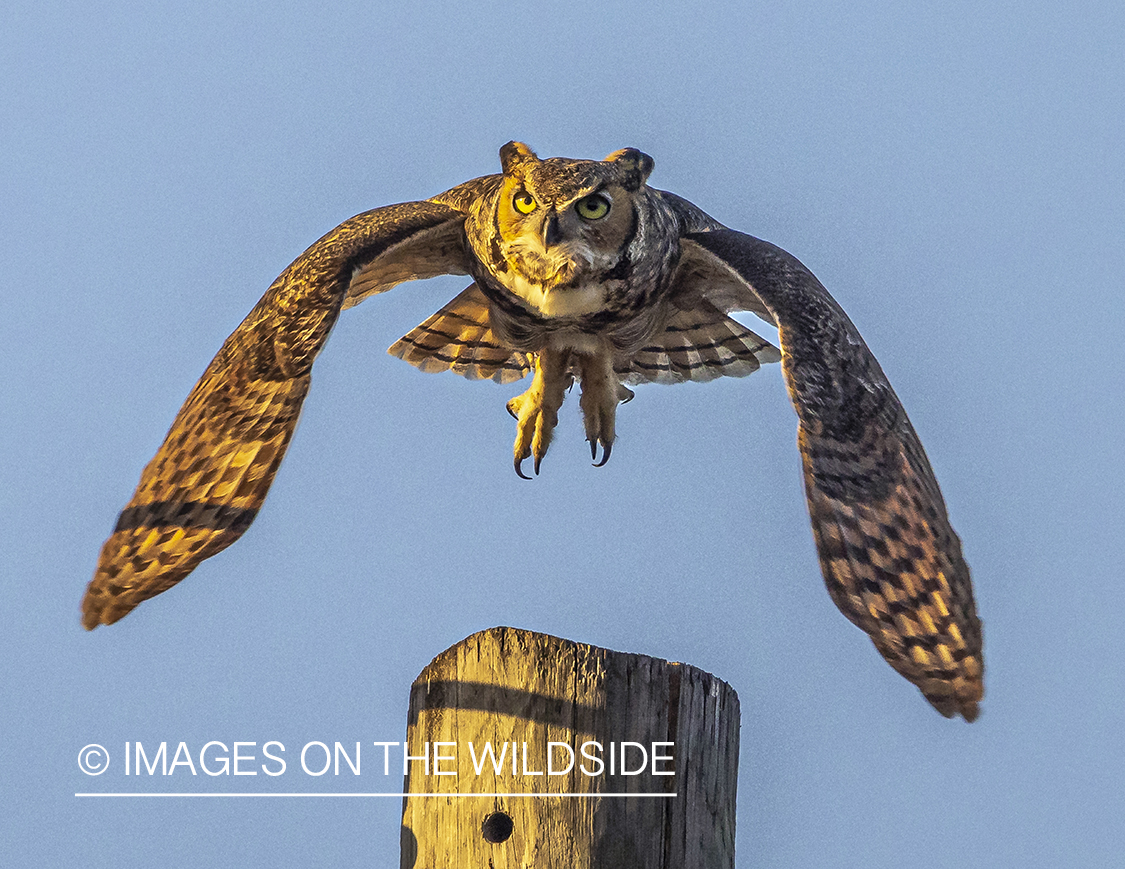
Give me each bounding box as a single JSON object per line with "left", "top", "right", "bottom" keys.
{"left": 399, "top": 626, "right": 740, "bottom": 868}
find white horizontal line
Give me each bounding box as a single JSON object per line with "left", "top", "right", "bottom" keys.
{"left": 75, "top": 792, "right": 677, "bottom": 799}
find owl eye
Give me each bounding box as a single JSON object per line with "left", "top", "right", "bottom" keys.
{"left": 575, "top": 194, "right": 610, "bottom": 220}
{"left": 513, "top": 191, "right": 537, "bottom": 214}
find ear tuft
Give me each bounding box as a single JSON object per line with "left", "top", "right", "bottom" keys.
{"left": 605, "top": 148, "right": 654, "bottom": 190}
{"left": 499, "top": 141, "right": 538, "bottom": 174}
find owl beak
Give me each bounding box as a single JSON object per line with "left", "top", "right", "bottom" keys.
{"left": 543, "top": 213, "right": 562, "bottom": 248}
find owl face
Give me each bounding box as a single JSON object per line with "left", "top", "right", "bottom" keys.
{"left": 475, "top": 142, "right": 657, "bottom": 318}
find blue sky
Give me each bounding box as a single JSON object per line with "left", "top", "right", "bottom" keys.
{"left": 4, "top": 1, "right": 1123, "bottom": 866}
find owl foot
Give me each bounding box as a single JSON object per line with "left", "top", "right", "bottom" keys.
{"left": 576, "top": 352, "right": 633, "bottom": 467}
{"left": 506, "top": 349, "right": 573, "bottom": 479}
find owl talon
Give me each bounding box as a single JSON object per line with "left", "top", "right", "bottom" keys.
{"left": 577, "top": 352, "right": 626, "bottom": 470}
{"left": 508, "top": 348, "right": 571, "bottom": 478}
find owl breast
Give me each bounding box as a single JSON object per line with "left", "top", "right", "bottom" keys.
{"left": 499, "top": 268, "right": 611, "bottom": 319}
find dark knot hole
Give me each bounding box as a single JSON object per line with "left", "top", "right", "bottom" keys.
{"left": 481, "top": 811, "right": 514, "bottom": 844}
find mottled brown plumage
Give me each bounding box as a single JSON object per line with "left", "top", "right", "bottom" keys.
{"left": 82, "top": 143, "right": 983, "bottom": 720}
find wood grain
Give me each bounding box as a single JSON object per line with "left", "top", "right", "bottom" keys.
{"left": 400, "top": 627, "right": 739, "bottom": 868}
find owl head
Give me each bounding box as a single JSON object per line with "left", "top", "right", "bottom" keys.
{"left": 473, "top": 141, "right": 661, "bottom": 318}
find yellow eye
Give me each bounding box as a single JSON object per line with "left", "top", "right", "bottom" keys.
{"left": 575, "top": 193, "right": 610, "bottom": 220}
{"left": 513, "top": 191, "right": 536, "bottom": 214}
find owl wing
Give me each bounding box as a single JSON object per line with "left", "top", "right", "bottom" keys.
{"left": 388, "top": 283, "right": 532, "bottom": 384}
{"left": 617, "top": 301, "right": 780, "bottom": 385}
{"left": 81, "top": 201, "right": 473, "bottom": 629}
{"left": 674, "top": 229, "right": 984, "bottom": 720}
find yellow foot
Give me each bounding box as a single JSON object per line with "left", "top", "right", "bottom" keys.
{"left": 576, "top": 352, "right": 633, "bottom": 467}
{"left": 506, "top": 349, "right": 572, "bottom": 479}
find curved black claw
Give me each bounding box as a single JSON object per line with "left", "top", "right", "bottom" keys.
{"left": 514, "top": 457, "right": 532, "bottom": 480}
{"left": 592, "top": 441, "right": 612, "bottom": 468}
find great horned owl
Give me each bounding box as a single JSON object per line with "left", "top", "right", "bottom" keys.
{"left": 82, "top": 142, "right": 984, "bottom": 721}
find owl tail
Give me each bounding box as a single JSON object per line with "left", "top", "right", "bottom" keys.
{"left": 618, "top": 303, "right": 781, "bottom": 384}
{"left": 389, "top": 284, "right": 532, "bottom": 384}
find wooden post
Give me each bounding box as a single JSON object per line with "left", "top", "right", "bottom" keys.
{"left": 399, "top": 627, "right": 740, "bottom": 868}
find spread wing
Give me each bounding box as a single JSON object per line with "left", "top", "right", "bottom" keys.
{"left": 616, "top": 301, "right": 780, "bottom": 384}
{"left": 388, "top": 283, "right": 532, "bottom": 384}
{"left": 81, "top": 201, "right": 473, "bottom": 629}
{"left": 674, "top": 229, "right": 984, "bottom": 720}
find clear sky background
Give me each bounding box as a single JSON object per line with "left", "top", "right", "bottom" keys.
{"left": 4, "top": 1, "right": 1123, "bottom": 866}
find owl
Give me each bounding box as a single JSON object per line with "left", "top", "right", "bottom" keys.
{"left": 82, "top": 142, "right": 984, "bottom": 720}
